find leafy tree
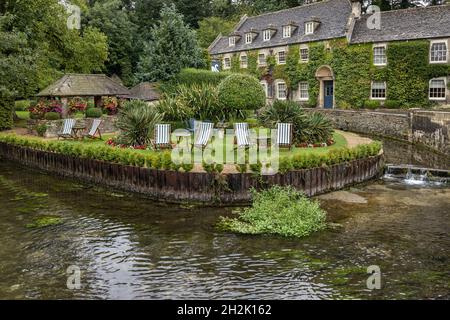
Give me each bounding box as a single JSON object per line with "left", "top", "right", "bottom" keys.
{"left": 197, "top": 17, "right": 235, "bottom": 48}
{"left": 137, "top": 4, "right": 204, "bottom": 82}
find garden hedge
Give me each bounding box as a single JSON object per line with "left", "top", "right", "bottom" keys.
{"left": 0, "top": 88, "right": 14, "bottom": 131}
{"left": 217, "top": 73, "right": 266, "bottom": 111}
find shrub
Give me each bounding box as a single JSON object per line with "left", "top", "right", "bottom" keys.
{"left": 218, "top": 74, "right": 266, "bottom": 113}
{"left": 35, "top": 124, "right": 48, "bottom": 137}
{"left": 0, "top": 89, "right": 14, "bottom": 131}
{"left": 15, "top": 100, "right": 31, "bottom": 111}
{"left": 364, "top": 100, "right": 381, "bottom": 109}
{"left": 384, "top": 100, "right": 401, "bottom": 109}
{"left": 217, "top": 186, "right": 327, "bottom": 238}
{"left": 44, "top": 112, "right": 61, "bottom": 120}
{"left": 85, "top": 108, "right": 103, "bottom": 118}
{"left": 258, "top": 100, "right": 303, "bottom": 127}
{"left": 175, "top": 68, "right": 232, "bottom": 86}
{"left": 116, "top": 100, "right": 163, "bottom": 147}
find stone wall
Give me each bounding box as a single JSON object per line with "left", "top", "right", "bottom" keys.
{"left": 27, "top": 116, "right": 117, "bottom": 138}
{"left": 306, "top": 109, "right": 450, "bottom": 156}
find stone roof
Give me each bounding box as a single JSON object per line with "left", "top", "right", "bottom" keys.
{"left": 37, "top": 74, "right": 130, "bottom": 97}
{"left": 209, "top": 0, "right": 352, "bottom": 55}
{"left": 128, "top": 82, "right": 161, "bottom": 101}
{"left": 351, "top": 5, "right": 450, "bottom": 44}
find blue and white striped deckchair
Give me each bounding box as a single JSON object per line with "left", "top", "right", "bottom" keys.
{"left": 276, "top": 123, "right": 293, "bottom": 150}
{"left": 85, "top": 119, "right": 102, "bottom": 139}
{"left": 57, "top": 119, "right": 76, "bottom": 140}
{"left": 152, "top": 124, "right": 172, "bottom": 149}
{"left": 193, "top": 122, "right": 213, "bottom": 149}
{"left": 234, "top": 123, "right": 251, "bottom": 148}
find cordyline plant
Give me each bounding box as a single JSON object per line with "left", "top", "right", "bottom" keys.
{"left": 115, "top": 100, "right": 163, "bottom": 147}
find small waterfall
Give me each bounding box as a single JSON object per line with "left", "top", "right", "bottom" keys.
{"left": 384, "top": 165, "right": 450, "bottom": 186}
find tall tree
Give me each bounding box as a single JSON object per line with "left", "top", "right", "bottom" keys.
{"left": 197, "top": 17, "right": 236, "bottom": 48}
{"left": 137, "top": 4, "right": 204, "bottom": 82}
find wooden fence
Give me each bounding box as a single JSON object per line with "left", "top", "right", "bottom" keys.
{"left": 0, "top": 142, "right": 385, "bottom": 205}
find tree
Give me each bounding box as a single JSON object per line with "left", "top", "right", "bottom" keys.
{"left": 137, "top": 4, "right": 204, "bottom": 82}
{"left": 85, "top": 0, "right": 139, "bottom": 85}
{"left": 197, "top": 17, "right": 235, "bottom": 48}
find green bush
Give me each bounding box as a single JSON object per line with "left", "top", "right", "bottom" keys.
{"left": 0, "top": 89, "right": 14, "bottom": 131}
{"left": 364, "top": 100, "right": 381, "bottom": 110}
{"left": 85, "top": 108, "right": 103, "bottom": 118}
{"left": 218, "top": 74, "right": 266, "bottom": 114}
{"left": 15, "top": 100, "right": 31, "bottom": 111}
{"left": 217, "top": 186, "right": 327, "bottom": 238}
{"left": 35, "top": 124, "right": 48, "bottom": 137}
{"left": 258, "top": 100, "right": 302, "bottom": 127}
{"left": 44, "top": 112, "right": 61, "bottom": 120}
{"left": 116, "top": 100, "right": 163, "bottom": 146}
{"left": 384, "top": 100, "right": 401, "bottom": 109}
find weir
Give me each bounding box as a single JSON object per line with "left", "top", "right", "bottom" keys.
{"left": 384, "top": 165, "right": 450, "bottom": 186}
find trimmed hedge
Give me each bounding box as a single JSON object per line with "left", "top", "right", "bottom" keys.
{"left": 0, "top": 89, "right": 14, "bottom": 131}
{"left": 217, "top": 73, "right": 266, "bottom": 111}
{"left": 85, "top": 108, "right": 103, "bottom": 118}
{"left": 44, "top": 112, "right": 61, "bottom": 120}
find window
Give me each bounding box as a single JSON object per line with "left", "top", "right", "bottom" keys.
{"left": 245, "top": 33, "right": 253, "bottom": 44}
{"left": 299, "top": 82, "right": 309, "bottom": 100}
{"left": 429, "top": 78, "right": 446, "bottom": 100}
{"left": 229, "top": 37, "right": 235, "bottom": 47}
{"left": 258, "top": 53, "right": 266, "bottom": 66}
{"left": 430, "top": 41, "right": 448, "bottom": 63}
{"left": 277, "top": 82, "right": 287, "bottom": 100}
{"left": 305, "top": 22, "right": 314, "bottom": 35}
{"left": 263, "top": 30, "right": 271, "bottom": 42}
{"left": 371, "top": 81, "right": 386, "bottom": 100}
{"left": 277, "top": 51, "right": 286, "bottom": 65}
{"left": 282, "top": 26, "right": 291, "bottom": 38}
{"left": 223, "top": 57, "right": 231, "bottom": 69}
{"left": 240, "top": 55, "right": 248, "bottom": 68}
{"left": 373, "top": 46, "right": 387, "bottom": 66}
{"left": 300, "top": 47, "right": 309, "bottom": 62}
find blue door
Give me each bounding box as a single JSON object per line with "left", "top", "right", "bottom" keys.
{"left": 324, "top": 81, "right": 334, "bottom": 109}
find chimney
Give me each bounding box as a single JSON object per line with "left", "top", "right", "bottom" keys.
{"left": 351, "top": 0, "right": 361, "bottom": 19}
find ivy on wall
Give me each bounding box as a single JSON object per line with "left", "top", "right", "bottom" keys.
{"left": 217, "top": 39, "right": 449, "bottom": 109}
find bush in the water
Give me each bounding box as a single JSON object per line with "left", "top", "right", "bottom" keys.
{"left": 218, "top": 186, "right": 327, "bottom": 238}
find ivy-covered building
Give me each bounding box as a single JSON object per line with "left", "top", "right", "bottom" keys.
{"left": 208, "top": 0, "right": 450, "bottom": 109}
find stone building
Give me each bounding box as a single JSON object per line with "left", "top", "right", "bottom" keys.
{"left": 208, "top": 0, "right": 450, "bottom": 108}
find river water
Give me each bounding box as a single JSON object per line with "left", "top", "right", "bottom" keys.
{"left": 0, "top": 138, "right": 448, "bottom": 300}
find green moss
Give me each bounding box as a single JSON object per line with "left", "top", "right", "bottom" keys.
{"left": 26, "top": 216, "right": 62, "bottom": 229}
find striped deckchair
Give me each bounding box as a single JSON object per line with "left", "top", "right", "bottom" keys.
{"left": 85, "top": 119, "right": 102, "bottom": 139}
{"left": 193, "top": 122, "right": 213, "bottom": 149}
{"left": 57, "top": 119, "right": 76, "bottom": 140}
{"left": 234, "top": 123, "right": 251, "bottom": 148}
{"left": 152, "top": 124, "right": 172, "bottom": 149}
{"left": 276, "top": 123, "right": 293, "bottom": 150}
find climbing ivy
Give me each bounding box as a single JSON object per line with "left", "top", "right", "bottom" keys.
{"left": 217, "top": 39, "right": 449, "bottom": 109}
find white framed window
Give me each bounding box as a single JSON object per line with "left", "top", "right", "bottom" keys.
{"left": 300, "top": 47, "right": 309, "bottom": 62}
{"left": 223, "top": 57, "right": 231, "bottom": 69}
{"left": 240, "top": 54, "right": 248, "bottom": 68}
{"left": 282, "top": 26, "right": 291, "bottom": 38}
{"left": 263, "top": 30, "right": 271, "bottom": 42}
{"left": 258, "top": 53, "right": 266, "bottom": 66}
{"left": 299, "top": 82, "right": 309, "bottom": 101}
{"left": 277, "top": 51, "right": 286, "bottom": 65}
{"left": 229, "top": 37, "right": 235, "bottom": 47}
{"left": 305, "top": 22, "right": 314, "bottom": 35}
{"left": 245, "top": 33, "right": 253, "bottom": 44}
{"left": 371, "top": 81, "right": 386, "bottom": 100}
{"left": 430, "top": 40, "right": 448, "bottom": 63}
{"left": 429, "top": 78, "right": 447, "bottom": 100}
{"left": 373, "top": 45, "right": 387, "bottom": 66}
{"left": 277, "top": 81, "right": 287, "bottom": 100}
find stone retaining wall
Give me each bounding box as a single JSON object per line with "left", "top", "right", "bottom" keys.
{"left": 27, "top": 116, "right": 117, "bottom": 138}
{"left": 0, "top": 142, "right": 385, "bottom": 205}
{"left": 305, "top": 109, "right": 450, "bottom": 155}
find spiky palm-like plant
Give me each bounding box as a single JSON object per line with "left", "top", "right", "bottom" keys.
{"left": 116, "top": 100, "right": 164, "bottom": 146}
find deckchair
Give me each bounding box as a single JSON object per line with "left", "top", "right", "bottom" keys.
{"left": 57, "top": 119, "right": 76, "bottom": 140}
{"left": 192, "top": 122, "right": 213, "bottom": 149}
{"left": 234, "top": 123, "right": 252, "bottom": 148}
{"left": 276, "top": 123, "right": 293, "bottom": 150}
{"left": 152, "top": 124, "right": 172, "bottom": 150}
{"left": 187, "top": 118, "right": 200, "bottom": 133}
{"left": 85, "top": 119, "right": 102, "bottom": 139}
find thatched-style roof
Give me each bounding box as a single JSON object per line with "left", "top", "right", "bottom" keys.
{"left": 37, "top": 74, "right": 131, "bottom": 97}
{"left": 128, "top": 82, "right": 161, "bottom": 102}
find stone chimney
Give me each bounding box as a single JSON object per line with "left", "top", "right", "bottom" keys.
{"left": 350, "top": 0, "right": 362, "bottom": 19}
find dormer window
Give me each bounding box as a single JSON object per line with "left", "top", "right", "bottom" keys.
{"left": 245, "top": 33, "right": 253, "bottom": 44}
{"left": 263, "top": 29, "right": 271, "bottom": 42}
{"left": 282, "top": 26, "right": 291, "bottom": 38}
{"left": 305, "top": 22, "right": 314, "bottom": 35}
{"left": 229, "top": 37, "right": 236, "bottom": 47}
